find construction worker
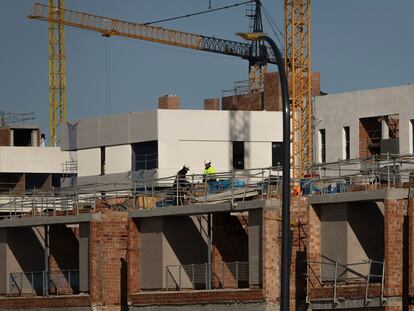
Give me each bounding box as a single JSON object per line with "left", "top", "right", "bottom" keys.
{"left": 203, "top": 160, "right": 216, "bottom": 183}
{"left": 172, "top": 165, "right": 190, "bottom": 205}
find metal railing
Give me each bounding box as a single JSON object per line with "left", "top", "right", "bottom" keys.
{"left": 165, "top": 261, "right": 249, "bottom": 291}
{"left": 306, "top": 256, "right": 385, "bottom": 305}
{"left": 1, "top": 154, "right": 414, "bottom": 219}
{"left": 9, "top": 270, "right": 79, "bottom": 296}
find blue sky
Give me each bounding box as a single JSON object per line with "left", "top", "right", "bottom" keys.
{"left": 1, "top": 0, "right": 413, "bottom": 138}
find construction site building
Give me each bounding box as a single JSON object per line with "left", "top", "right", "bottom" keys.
{"left": 0, "top": 84, "right": 414, "bottom": 311}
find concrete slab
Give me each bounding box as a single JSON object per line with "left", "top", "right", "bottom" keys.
{"left": 308, "top": 188, "right": 409, "bottom": 205}
{"left": 0, "top": 213, "right": 100, "bottom": 228}
{"left": 129, "top": 199, "right": 273, "bottom": 218}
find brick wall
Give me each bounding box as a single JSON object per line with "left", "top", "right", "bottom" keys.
{"left": 158, "top": 95, "right": 180, "bottom": 109}
{"left": 127, "top": 218, "right": 140, "bottom": 296}
{"left": 0, "top": 295, "right": 91, "bottom": 309}
{"left": 409, "top": 197, "right": 414, "bottom": 298}
{"left": 204, "top": 98, "right": 220, "bottom": 110}
{"left": 384, "top": 199, "right": 406, "bottom": 299}
{"left": 222, "top": 92, "right": 261, "bottom": 111}
{"left": 262, "top": 208, "right": 279, "bottom": 303}
{"left": 130, "top": 289, "right": 264, "bottom": 305}
{"left": 89, "top": 210, "right": 129, "bottom": 308}
{"left": 308, "top": 204, "right": 321, "bottom": 288}
{"left": 0, "top": 128, "right": 10, "bottom": 146}
{"left": 222, "top": 72, "right": 320, "bottom": 112}
{"left": 290, "top": 197, "right": 308, "bottom": 310}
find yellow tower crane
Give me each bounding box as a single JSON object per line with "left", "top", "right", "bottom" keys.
{"left": 47, "top": 0, "right": 66, "bottom": 146}
{"left": 30, "top": 2, "right": 274, "bottom": 140}
{"left": 31, "top": 1, "right": 313, "bottom": 178}
{"left": 284, "top": 0, "right": 312, "bottom": 179}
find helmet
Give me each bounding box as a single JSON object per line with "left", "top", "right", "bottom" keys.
{"left": 183, "top": 165, "right": 190, "bottom": 172}
{"left": 204, "top": 160, "right": 211, "bottom": 165}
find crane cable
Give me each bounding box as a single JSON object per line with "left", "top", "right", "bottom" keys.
{"left": 261, "top": 4, "right": 284, "bottom": 50}
{"left": 143, "top": 0, "right": 255, "bottom": 25}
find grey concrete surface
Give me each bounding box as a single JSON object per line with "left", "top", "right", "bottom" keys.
{"left": 308, "top": 188, "right": 409, "bottom": 205}
{"left": 318, "top": 201, "right": 384, "bottom": 279}
{"left": 79, "top": 223, "right": 90, "bottom": 293}
{"left": 0, "top": 214, "right": 100, "bottom": 228}
{"left": 310, "top": 298, "right": 385, "bottom": 310}
{"left": 0, "top": 308, "right": 90, "bottom": 311}
{"left": 130, "top": 302, "right": 278, "bottom": 311}
{"left": 129, "top": 200, "right": 267, "bottom": 218}
{"left": 0, "top": 229, "right": 6, "bottom": 294}
{"left": 140, "top": 218, "right": 164, "bottom": 290}
{"left": 61, "top": 111, "right": 158, "bottom": 151}
{"left": 314, "top": 84, "right": 414, "bottom": 162}
{"left": 248, "top": 209, "right": 262, "bottom": 287}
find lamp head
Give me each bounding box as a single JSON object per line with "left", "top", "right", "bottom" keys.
{"left": 236, "top": 32, "right": 268, "bottom": 41}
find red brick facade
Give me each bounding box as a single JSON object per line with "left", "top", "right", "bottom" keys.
{"left": 0, "top": 128, "right": 11, "bottom": 146}
{"left": 158, "top": 95, "right": 180, "bottom": 109}
{"left": 384, "top": 199, "right": 406, "bottom": 299}
{"left": 222, "top": 71, "right": 320, "bottom": 112}
{"left": 90, "top": 210, "right": 129, "bottom": 307}
{"left": 204, "top": 98, "right": 220, "bottom": 110}
{"left": 130, "top": 289, "right": 264, "bottom": 305}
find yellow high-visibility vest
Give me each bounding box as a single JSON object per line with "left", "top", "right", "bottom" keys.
{"left": 204, "top": 166, "right": 216, "bottom": 175}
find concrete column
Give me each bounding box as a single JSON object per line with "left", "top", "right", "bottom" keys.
{"left": 31, "top": 130, "right": 38, "bottom": 147}
{"left": 0, "top": 229, "right": 7, "bottom": 294}
{"left": 9, "top": 129, "right": 13, "bottom": 146}
{"left": 79, "top": 222, "right": 90, "bottom": 293}
{"left": 382, "top": 119, "right": 390, "bottom": 140}
{"left": 248, "top": 209, "right": 262, "bottom": 287}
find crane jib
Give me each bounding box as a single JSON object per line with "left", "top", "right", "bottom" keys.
{"left": 29, "top": 3, "right": 276, "bottom": 64}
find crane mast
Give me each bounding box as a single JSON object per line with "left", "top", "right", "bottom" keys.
{"left": 284, "top": 0, "right": 312, "bottom": 179}
{"left": 48, "top": 0, "right": 66, "bottom": 146}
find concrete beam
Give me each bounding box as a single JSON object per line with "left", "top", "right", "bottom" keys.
{"left": 0, "top": 214, "right": 101, "bottom": 228}
{"left": 129, "top": 199, "right": 269, "bottom": 218}
{"left": 308, "top": 188, "right": 409, "bottom": 205}
{"left": 310, "top": 297, "right": 385, "bottom": 310}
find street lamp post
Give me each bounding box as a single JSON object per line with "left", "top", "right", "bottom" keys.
{"left": 236, "top": 32, "right": 291, "bottom": 311}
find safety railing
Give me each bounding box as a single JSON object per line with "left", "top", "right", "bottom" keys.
{"left": 165, "top": 261, "right": 249, "bottom": 291}
{"left": 1, "top": 154, "right": 414, "bottom": 219}
{"left": 9, "top": 270, "right": 79, "bottom": 296}
{"left": 0, "top": 167, "right": 284, "bottom": 219}
{"left": 305, "top": 256, "right": 385, "bottom": 305}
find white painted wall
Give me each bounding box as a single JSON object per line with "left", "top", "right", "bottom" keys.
{"left": 247, "top": 142, "right": 272, "bottom": 169}
{"left": 71, "top": 109, "right": 283, "bottom": 179}
{"left": 77, "top": 148, "right": 100, "bottom": 177}
{"left": 157, "top": 110, "right": 282, "bottom": 142}
{"left": 105, "top": 145, "right": 131, "bottom": 174}
{"left": 315, "top": 85, "right": 414, "bottom": 163}
{"left": 156, "top": 110, "right": 282, "bottom": 177}
{"left": 0, "top": 147, "right": 71, "bottom": 173}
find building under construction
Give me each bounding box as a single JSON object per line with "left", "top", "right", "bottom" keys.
{"left": 1, "top": 0, "right": 413, "bottom": 310}
{"left": 0, "top": 83, "right": 414, "bottom": 311}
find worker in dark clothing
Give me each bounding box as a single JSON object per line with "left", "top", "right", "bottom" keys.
{"left": 172, "top": 165, "right": 190, "bottom": 205}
